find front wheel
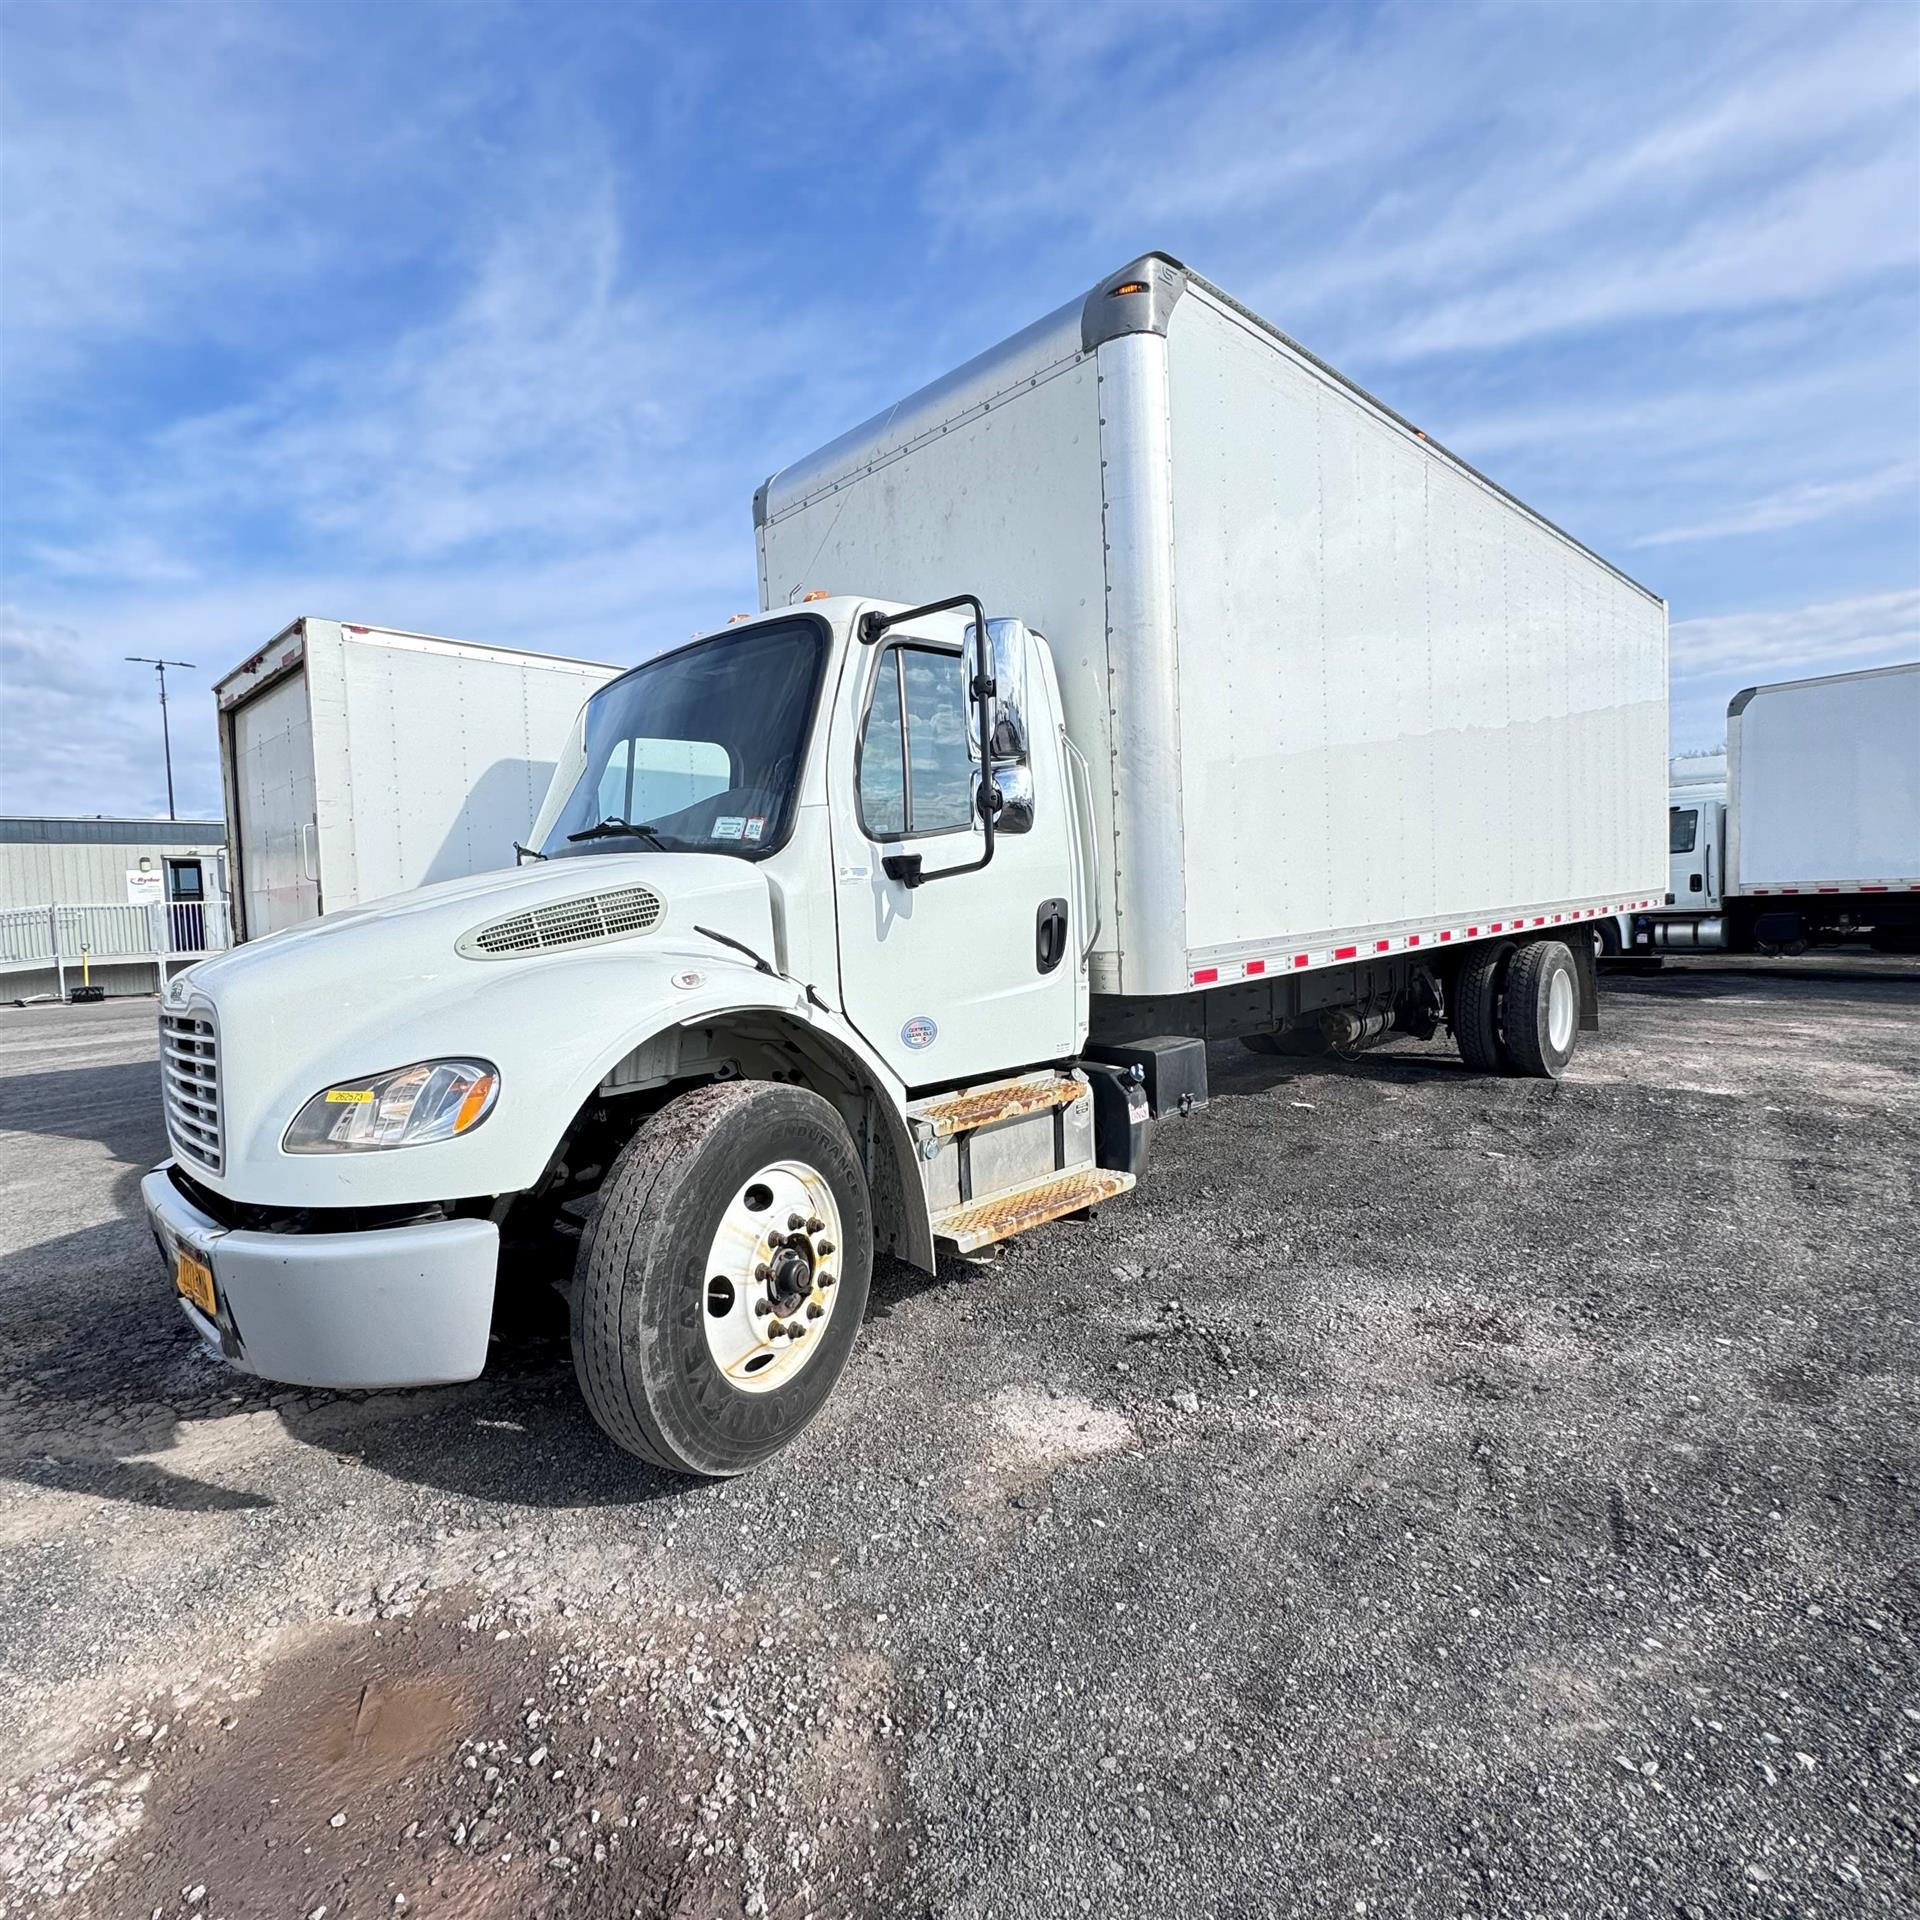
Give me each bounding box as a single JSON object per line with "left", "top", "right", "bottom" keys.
{"left": 571, "top": 1080, "right": 873, "bottom": 1476}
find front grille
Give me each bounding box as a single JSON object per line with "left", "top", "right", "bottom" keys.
{"left": 161, "top": 1011, "right": 222, "bottom": 1173}
{"left": 458, "top": 884, "right": 665, "bottom": 959}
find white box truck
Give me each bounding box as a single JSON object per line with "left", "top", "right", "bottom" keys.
{"left": 1617, "top": 662, "right": 1919, "bottom": 956}
{"left": 145, "top": 254, "right": 1667, "bottom": 1477}
{"left": 216, "top": 618, "right": 621, "bottom": 939}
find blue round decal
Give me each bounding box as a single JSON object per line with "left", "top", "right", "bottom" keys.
{"left": 900, "top": 1015, "right": 938, "bottom": 1052}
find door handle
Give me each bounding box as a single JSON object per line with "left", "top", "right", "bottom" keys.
{"left": 1036, "top": 897, "right": 1069, "bottom": 974}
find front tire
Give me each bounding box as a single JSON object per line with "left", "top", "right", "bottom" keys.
{"left": 571, "top": 1080, "right": 873, "bottom": 1476}
{"left": 1501, "top": 939, "right": 1580, "bottom": 1079}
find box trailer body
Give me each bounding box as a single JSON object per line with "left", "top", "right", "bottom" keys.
{"left": 148, "top": 254, "right": 1671, "bottom": 1478}
{"left": 757, "top": 256, "right": 1668, "bottom": 1000}
{"left": 216, "top": 620, "right": 620, "bottom": 940}
{"left": 1620, "top": 663, "right": 1920, "bottom": 956}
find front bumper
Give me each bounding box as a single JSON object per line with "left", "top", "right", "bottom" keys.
{"left": 141, "top": 1163, "right": 500, "bottom": 1389}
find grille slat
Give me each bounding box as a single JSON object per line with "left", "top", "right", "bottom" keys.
{"left": 160, "top": 1011, "right": 223, "bottom": 1173}
{"left": 459, "top": 885, "right": 665, "bottom": 959}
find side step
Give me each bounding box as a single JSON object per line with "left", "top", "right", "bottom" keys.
{"left": 911, "top": 1072, "right": 1088, "bottom": 1137}
{"left": 932, "top": 1166, "right": 1136, "bottom": 1254}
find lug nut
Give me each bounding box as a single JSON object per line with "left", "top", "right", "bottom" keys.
{"left": 754, "top": 1263, "right": 770, "bottom": 1281}
{"left": 754, "top": 1298, "right": 771, "bottom": 1318}
{"left": 816, "top": 1238, "right": 834, "bottom": 1256}
{"left": 768, "top": 1317, "right": 787, "bottom": 1338}
{"left": 788, "top": 1323, "right": 808, "bottom": 1341}
{"left": 806, "top": 1217, "right": 824, "bottom": 1234}
{"left": 788, "top": 1213, "right": 805, "bottom": 1229}
{"left": 818, "top": 1272, "right": 836, "bottom": 1289}
{"left": 806, "top": 1302, "right": 824, "bottom": 1320}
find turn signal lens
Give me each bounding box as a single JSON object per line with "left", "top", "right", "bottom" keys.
{"left": 1109, "top": 281, "right": 1150, "bottom": 297}
{"left": 284, "top": 1059, "right": 500, "bottom": 1154}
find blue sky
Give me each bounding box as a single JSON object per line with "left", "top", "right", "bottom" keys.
{"left": 3, "top": 0, "right": 1916, "bottom": 819}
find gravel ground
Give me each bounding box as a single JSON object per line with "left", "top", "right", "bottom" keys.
{"left": 1, "top": 960, "right": 1916, "bottom": 1919}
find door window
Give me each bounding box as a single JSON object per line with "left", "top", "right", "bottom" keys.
{"left": 858, "top": 646, "right": 975, "bottom": 839}
{"left": 1669, "top": 807, "right": 1698, "bottom": 854}
{"left": 165, "top": 859, "right": 205, "bottom": 900}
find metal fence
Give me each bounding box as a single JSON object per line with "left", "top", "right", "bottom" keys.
{"left": 0, "top": 897, "right": 233, "bottom": 995}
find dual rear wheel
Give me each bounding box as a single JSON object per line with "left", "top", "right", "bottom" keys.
{"left": 1453, "top": 938, "right": 1580, "bottom": 1079}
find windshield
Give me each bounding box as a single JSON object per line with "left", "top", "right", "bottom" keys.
{"left": 533, "top": 618, "right": 825, "bottom": 859}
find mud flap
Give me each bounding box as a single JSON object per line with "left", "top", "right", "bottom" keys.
{"left": 1572, "top": 935, "right": 1601, "bottom": 1032}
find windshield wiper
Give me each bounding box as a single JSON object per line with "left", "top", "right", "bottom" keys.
{"left": 566, "top": 817, "right": 668, "bottom": 849}
{"left": 513, "top": 841, "right": 547, "bottom": 863}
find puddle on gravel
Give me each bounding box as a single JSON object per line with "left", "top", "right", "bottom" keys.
{"left": 22, "top": 1589, "right": 914, "bottom": 1920}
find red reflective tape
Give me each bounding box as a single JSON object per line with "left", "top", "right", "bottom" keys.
{"left": 1781, "top": 888, "right": 1799, "bottom": 896}
{"left": 1333, "top": 945, "right": 1358, "bottom": 961}
{"left": 1439, "top": 930, "right": 1453, "bottom": 942}
{"left": 1245, "top": 959, "right": 1266, "bottom": 975}
{"left": 1819, "top": 887, "right": 1839, "bottom": 894}
{"left": 1408, "top": 933, "right": 1421, "bottom": 947}
{"left": 1292, "top": 954, "right": 1309, "bottom": 969}
{"left": 1862, "top": 885, "right": 1888, "bottom": 892}
{"left": 1193, "top": 967, "right": 1218, "bottom": 985}
{"left": 1374, "top": 939, "right": 1391, "bottom": 953}
{"left": 1488, "top": 922, "right": 1501, "bottom": 933}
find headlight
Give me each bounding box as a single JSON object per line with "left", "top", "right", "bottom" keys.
{"left": 283, "top": 1059, "right": 499, "bottom": 1154}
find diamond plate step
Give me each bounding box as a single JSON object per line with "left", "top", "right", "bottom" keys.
{"left": 931, "top": 1166, "right": 1135, "bottom": 1253}
{"left": 910, "top": 1072, "right": 1089, "bottom": 1139}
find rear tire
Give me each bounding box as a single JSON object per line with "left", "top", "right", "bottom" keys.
{"left": 1501, "top": 940, "right": 1579, "bottom": 1079}
{"left": 571, "top": 1080, "right": 873, "bottom": 1477}
{"left": 1452, "top": 942, "right": 1511, "bottom": 1074}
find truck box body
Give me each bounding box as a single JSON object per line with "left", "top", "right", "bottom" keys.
{"left": 1726, "top": 662, "right": 1920, "bottom": 898}
{"left": 757, "top": 254, "right": 1668, "bottom": 997}
{"left": 216, "top": 619, "right": 620, "bottom": 941}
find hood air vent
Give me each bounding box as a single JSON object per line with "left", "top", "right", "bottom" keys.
{"left": 458, "top": 884, "right": 665, "bottom": 959}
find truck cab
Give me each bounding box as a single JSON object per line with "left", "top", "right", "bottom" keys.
{"left": 145, "top": 599, "right": 1127, "bottom": 1476}
{"left": 1667, "top": 786, "right": 1726, "bottom": 914}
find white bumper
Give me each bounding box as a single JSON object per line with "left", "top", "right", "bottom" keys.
{"left": 142, "top": 1164, "right": 500, "bottom": 1389}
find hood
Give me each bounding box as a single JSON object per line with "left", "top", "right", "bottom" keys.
{"left": 167, "top": 852, "right": 789, "bottom": 1208}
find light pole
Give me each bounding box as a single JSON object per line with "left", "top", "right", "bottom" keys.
{"left": 126, "top": 656, "right": 196, "bottom": 820}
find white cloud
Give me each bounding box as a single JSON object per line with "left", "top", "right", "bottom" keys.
{"left": 1670, "top": 589, "right": 1920, "bottom": 680}
{"left": 1637, "top": 463, "right": 1919, "bottom": 547}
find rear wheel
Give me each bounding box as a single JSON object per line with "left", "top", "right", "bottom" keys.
{"left": 1452, "top": 942, "right": 1512, "bottom": 1074}
{"left": 571, "top": 1080, "right": 873, "bottom": 1476}
{"left": 1501, "top": 939, "right": 1580, "bottom": 1079}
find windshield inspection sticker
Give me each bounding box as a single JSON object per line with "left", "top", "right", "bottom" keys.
{"left": 900, "top": 1015, "right": 938, "bottom": 1052}
{"left": 712, "top": 817, "right": 746, "bottom": 841}
{"left": 743, "top": 816, "right": 766, "bottom": 842}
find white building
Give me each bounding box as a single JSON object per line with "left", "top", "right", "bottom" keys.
{"left": 0, "top": 816, "right": 231, "bottom": 1003}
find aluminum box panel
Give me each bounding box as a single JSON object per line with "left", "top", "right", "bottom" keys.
{"left": 758, "top": 258, "right": 1668, "bottom": 996}
{"left": 1726, "top": 661, "right": 1920, "bottom": 893}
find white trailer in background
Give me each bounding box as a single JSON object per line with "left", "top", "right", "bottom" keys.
{"left": 1623, "top": 662, "right": 1920, "bottom": 955}
{"left": 216, "top": 620, "right": 620, "bottom": 940}
{"left": 147, "top": 254, "right": 1668, "bottom": 1478}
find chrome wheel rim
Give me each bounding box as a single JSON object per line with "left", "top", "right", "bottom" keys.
{"left": 1547, "top": 967, "right": 1575, "bottom": 1053}
{"left": 701, "top": 1159, "right": 843, "bottom": 1394}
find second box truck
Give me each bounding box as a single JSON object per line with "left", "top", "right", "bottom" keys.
{"left": 216, "top": 619, "right": 621, "bottom": 940}
{"left": 145, "top": 253, "right": 1668, "bottom": 1475}
{"left": 1620, "top": 662, "right": 1920, "bottom": 956}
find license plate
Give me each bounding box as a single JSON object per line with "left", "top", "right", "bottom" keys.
{"left": 174, "top": 1247, "right": 217, "bottom": 1317}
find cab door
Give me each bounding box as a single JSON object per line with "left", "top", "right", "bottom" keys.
{"left": 826, "top": 619, "right": 1079, "bottom": 1087}
{"left": 1669, "top": 802, "right": 1705, "bottom": 905}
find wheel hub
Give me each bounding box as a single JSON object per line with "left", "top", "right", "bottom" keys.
{"left": 701, "top": 1160, "right": 843, "bottom": 1395}
{"left": 767, "top": 1245, "right": 812, "bottom": 1316}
